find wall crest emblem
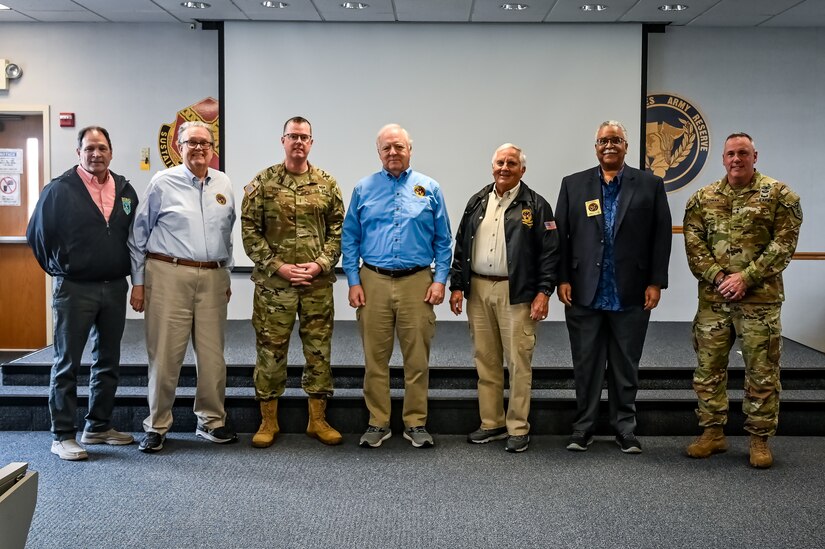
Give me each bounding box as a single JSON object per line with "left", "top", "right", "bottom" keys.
{"left": 645, "top": 93, "right": 709, "bottom": 193}
{"left": 158, "top": 97, "right": 220, "bottom": 170}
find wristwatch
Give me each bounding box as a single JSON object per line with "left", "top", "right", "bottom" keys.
{"left": 540, "top": 288, "right": 552, "bottom": 297}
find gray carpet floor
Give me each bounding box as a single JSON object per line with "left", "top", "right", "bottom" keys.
{"left": 10, "top": 320, "right": 825, "bottom": 369}
{"left": 2, "top": 432, "right": 823, "bottom": 549}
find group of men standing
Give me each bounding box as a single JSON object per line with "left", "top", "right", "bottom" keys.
{"left": 26, "top": 118, "right": 801, "bottom": 469}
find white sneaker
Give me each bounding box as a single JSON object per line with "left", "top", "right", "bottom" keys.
{"left": 81, "top": 429, "right": 134, "bottom": 445}
{"left": 51, "top": 439, "right": 88, "bottom": 461}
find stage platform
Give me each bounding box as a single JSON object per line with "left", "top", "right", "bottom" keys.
{"left": 2, "top": 321, "right": 824, "bottom": 436}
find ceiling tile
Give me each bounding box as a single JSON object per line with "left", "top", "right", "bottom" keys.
{"left": 472, "top": 0, "right": 555, "bottom": 23}
{"left": 545, "top": 0, "right": 635, "bottom": 23}
{"left": 687, "top": 0, "right": 801, "bottom": 27}
{"left": 396, "top": 0, "right": 472, "bottom": 22}
{"left": 620, "top": 0, "right": 717, "bottom": 24}
{"left": 314, "top": 0, "right": 396, "bottom": 22}
{"left": 760, "top": 0, "right": 825, "bottom": 27}
{"left": 234, "top": 0, "right": 322, "bottom": 22}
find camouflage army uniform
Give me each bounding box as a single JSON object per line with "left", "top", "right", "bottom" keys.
{"left": 241, "top": 163, "right": 345, "bottom": 400}
{"left": 683, "top": 171, "right": 802, "bottom": 436}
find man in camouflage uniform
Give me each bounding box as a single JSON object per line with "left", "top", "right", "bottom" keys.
{"left": 683, "top": 132, "right": 802, "bottom": 469}
{"left": 241, "top": 116, "right": 345, "bottom": 447}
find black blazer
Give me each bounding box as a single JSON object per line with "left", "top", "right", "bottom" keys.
{"left": 555, "top": 165, "right": 672, "bottom": 307}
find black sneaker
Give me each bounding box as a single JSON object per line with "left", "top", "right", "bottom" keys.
{"left": 505, "top": 434, "right": 530, "bottom": 453}
{"left": 616, "top": 433, "right": 642, "bottom": 454}
{"left": 196, "top": 424, "right": 238, "bottom": 444}
{"left": 139, "top": 432, "right": 165, "bottom": 453}
{"left": 566, "top": 430, "right": 593, "bottom": 451}
{"left": 467, "top": 426, "right": 508, "bottom": 444}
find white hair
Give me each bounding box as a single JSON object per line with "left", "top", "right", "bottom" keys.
{"left": 492, "top": 143, "right": 527, "bottom": 168}
{"left": 376, "top": 124, "right": 412, "bottom": 148}
{"left": 178, "top": 121, "right": 215, "bottom": 144}
{"left": 595, "top": 120, "right": 628, "bottom": 141}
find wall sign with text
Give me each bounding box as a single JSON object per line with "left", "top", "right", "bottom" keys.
{"left": 645, "top": 93, "right": 709, "bottom": 193}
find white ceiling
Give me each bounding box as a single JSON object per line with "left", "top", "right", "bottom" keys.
{"left": 0, "top": 0, "right": 823, "bottom": 26}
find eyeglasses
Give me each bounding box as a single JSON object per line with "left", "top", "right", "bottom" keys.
{"left": 596, "top": 137, "right": 626, "bottom": 146}
{"left": 284, "top": 133, "right": 312, "bottom": 143}
{"left": 181, "top": 140, "right": 214, "bottom": 150}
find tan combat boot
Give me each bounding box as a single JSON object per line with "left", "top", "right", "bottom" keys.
{"left": 686, "top": 426, "right": 728, "bottom": 458}
{"left": 307, "top": 397, "right": 343, "bottom": 445}
{"left": 749, "top": 435, "right": 773, "bottom": 469}
{"left": 252, "top": 399, "right": 279, "bottom": 448}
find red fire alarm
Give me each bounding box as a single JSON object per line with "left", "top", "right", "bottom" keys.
{"left": 59, "top": 113, "right": 75, "bottom": 128}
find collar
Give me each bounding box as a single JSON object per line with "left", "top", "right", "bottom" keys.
{"left": 184, "top": 165, "right": 211, "bottom": 186}
{"left": 599, "top": 165, "right": 625, "bottom": 186}
{"left": 382, "top": 167, "right": 412, "bottom": 182}
{"left": 76, "top": 165, "right": 110, "bottom": 186}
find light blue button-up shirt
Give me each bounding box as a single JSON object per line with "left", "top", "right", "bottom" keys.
{"left": 342, "top": 168, "right": 452, "bottom": 286}
{"left": 128, "top": 164, "right": 235, "bottom": 285}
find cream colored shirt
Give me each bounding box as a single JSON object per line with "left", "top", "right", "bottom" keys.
{"left": 471, "top": 183, "right": 520, "bottom": 277}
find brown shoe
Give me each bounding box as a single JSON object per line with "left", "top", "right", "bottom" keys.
{"left": 686, "top": 426, "right": 728, "bottom": 458}
{"left": 307, "top": 397, "right": 343, "bottom": 445}
{"left": 252, "top": 399, "right": 279, "bottom": 448}
{"left": 749, "top": 435, "right": 773, "bottom": 469}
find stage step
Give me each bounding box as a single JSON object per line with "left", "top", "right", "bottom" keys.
{"left": 3, "top": 319, "right": 824, "bottom": 437}
{"left": 1, "top": 383, "right": 824, "bottom": 437}
{"left": 3, "top": 362, "right": 825, "bottom": 390}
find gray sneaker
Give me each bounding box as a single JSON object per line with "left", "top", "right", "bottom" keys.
{"left": 359, "top": 426, "right": 392, "bottom": 448}
{"left": 403, "top": 426, "right": 434, "bottom": 448}
{"left": 81, "top": 428, "right": 134, "bottom": 445}
{"left": 51, "top": 439, "right": 88, "bottom": 461}
{"left": 467, "top": 426, "right": 508, "bottom": 444}
{"left": 505, "top": 434, "right": 530, "bottom": 453}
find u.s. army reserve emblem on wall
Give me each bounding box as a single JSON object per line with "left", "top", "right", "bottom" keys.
{"left": 645, "top": 93, "right": 709, "bottom": 193}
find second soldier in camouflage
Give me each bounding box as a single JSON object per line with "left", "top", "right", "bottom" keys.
{"left": 241, "top": 116, "right": 345, "bottom": 448}
{"left": 683, "top": 132, "right": 802, "bottom": 469}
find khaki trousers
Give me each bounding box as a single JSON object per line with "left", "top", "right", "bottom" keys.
{"left": 143, "top": 258, "right": 230, "bottom": 435}
{"left": 467, "top": 278, "right": 536, "bottom": 436}
{"left": 357, "top": 267, "right": 435, "bottom": 428}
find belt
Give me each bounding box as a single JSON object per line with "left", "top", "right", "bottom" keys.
{"left": 363, "top": 262, "right": 429, "bottom": 279}
{"left": 147, "top": 252, "right": 226, "bottom": 270}
{"left": 473, "top": 272, "right": 509, "bottom": 282}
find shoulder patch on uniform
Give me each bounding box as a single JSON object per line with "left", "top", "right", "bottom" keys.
{"left": 778, "top": 186, "right": 803, "bottom": 221}
{"left": 685, "top": 193, "right": 699, "bottom": 210}
{"left": 244, "top": 181, "right": 260, "bottom": 197}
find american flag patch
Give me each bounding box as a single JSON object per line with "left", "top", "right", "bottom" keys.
{"left": 544, "top": 221, "right": 557, "bottom": 230}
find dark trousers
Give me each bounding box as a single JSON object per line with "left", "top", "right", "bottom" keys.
{"left": 564, "top": 304, "right": 650, "bottom": 435}
{"left": 50, "top": 277, "right": 128, "bottom": 441}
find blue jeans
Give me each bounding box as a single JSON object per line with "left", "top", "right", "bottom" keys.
{"left": 50, "top": 277, "right": 128, "bottom": 441}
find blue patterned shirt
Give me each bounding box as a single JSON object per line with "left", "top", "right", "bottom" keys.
{"left": 591, "top": 168, "right": 624, "bottom": 311}
{"left": 342, "top": 167, "right": 452, "bottom": 286}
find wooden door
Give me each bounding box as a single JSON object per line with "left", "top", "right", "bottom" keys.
{"left": 0, "top": 113, "right": 46, "bottom": 350}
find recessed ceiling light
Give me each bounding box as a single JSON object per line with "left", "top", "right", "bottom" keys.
{"left": 262, "top": 1, "right": 289, "bottom": 7}
{"left": 341, "top": 2, "right": 369, "bottom": 8}
{"left": 580, "top": 4, "right": 608, "bottom": 11}
{"left": 501, "top": 3, "right": 529, "bottom": 10}
{"left": 181, "top": 1, "right": 210, "bottom": 8}
{"left": 658, "top": 4, "right": 689, "bottom": 11}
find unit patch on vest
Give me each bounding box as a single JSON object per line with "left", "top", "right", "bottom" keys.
{"left": 521, "top": 208, "right": 533, "bottom": 228}
{"left": 121, "top": 197, "right": 132, "bottom": 215}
